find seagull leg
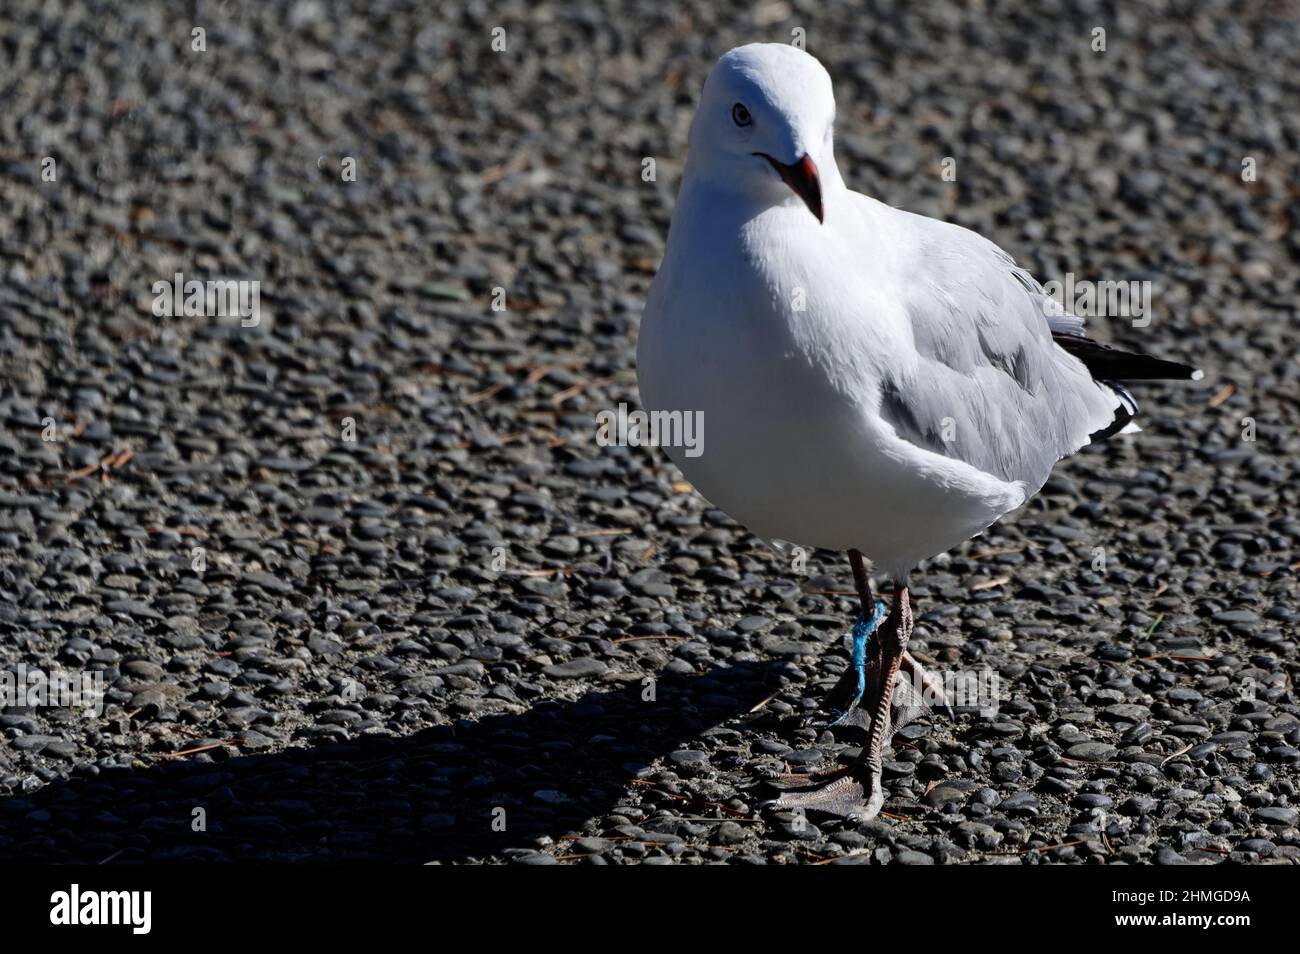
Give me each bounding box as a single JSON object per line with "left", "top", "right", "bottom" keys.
{"left": 820, "top": 599, "right": 887, "bottom": 727}
{"left": 852, "top": 585, "right": 910, "bottom": 819}
{"left": 770, "top": 584, "right": 914, "bottom": 820}
{"left": 814, "top": 549, "right": 883, "bottom": 727}
{"left": 817, "top": 550, "right": 942, "bottom": 726}
{"left": 848, "top": 550, "right": 949, "bottom": 719}
{"left": 821, "top": 632, "right": 946, "bottom": 728}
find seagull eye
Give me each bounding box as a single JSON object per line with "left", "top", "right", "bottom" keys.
{"left": 731, "top": 103, "right": 752, "bottom": 127}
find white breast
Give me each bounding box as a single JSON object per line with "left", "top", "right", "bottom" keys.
{"left": 637, "top": 187, "right": 1024, "bottom": 579}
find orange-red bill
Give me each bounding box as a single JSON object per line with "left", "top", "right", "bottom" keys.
{"left": 757, "top": 152, "right": 823, "bottom": 223}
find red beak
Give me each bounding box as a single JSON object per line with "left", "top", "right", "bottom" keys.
{"left": 756, "top": 153, "right": 823, "bottom": 223}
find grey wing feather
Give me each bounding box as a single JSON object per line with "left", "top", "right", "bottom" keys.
{"left": 880, "top": 213, "right": 1118, "bottom": 492}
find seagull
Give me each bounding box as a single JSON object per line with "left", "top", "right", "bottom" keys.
{"left": 637, "top": 42, "right": 1200, "bottom": 820}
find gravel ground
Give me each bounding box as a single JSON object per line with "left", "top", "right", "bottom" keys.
{"left": 0, "top": 0, "right": 1297, "bottom": 864}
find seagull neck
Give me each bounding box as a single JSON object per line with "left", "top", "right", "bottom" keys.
{"left": 677, "top": 168, "right": 846, "bottom": 227}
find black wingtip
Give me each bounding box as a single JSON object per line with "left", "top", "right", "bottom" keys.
{"left": 1053, "top": 333, "right": 1203, "bottom": 382}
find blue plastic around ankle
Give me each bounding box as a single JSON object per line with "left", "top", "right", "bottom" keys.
{"left": 826, "top": 598, "right": 888, "bottom": 727}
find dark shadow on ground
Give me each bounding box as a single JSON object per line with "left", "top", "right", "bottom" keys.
{"left": 0, "top": 661, "right": 787, "bottom": 862}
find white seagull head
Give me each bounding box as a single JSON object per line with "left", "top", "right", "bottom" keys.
{"left": 686, "top": 43, "right": 839, "bottom": 223}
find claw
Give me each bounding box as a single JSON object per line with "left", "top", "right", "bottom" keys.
{"left": 769, "top": 665, "right": 910, "bottom": 820}
{"left": 768, "top": 772, "right": 882, "bottom": 821}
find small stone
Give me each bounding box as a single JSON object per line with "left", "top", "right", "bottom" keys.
{"left": 1066, "top": 742, "right": 1117, "bottom": 762}
{"left": 543, "top": 658, "right": 608, "bottom": 679}
{"left": 895, "top": 849, "right": 935, "bottom": 865}
{"left": 998, "top": 792, "right": 1039, "bottom": 816}
{"left": 1252, "top": 806, "right": 1297, "bottom": 827}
